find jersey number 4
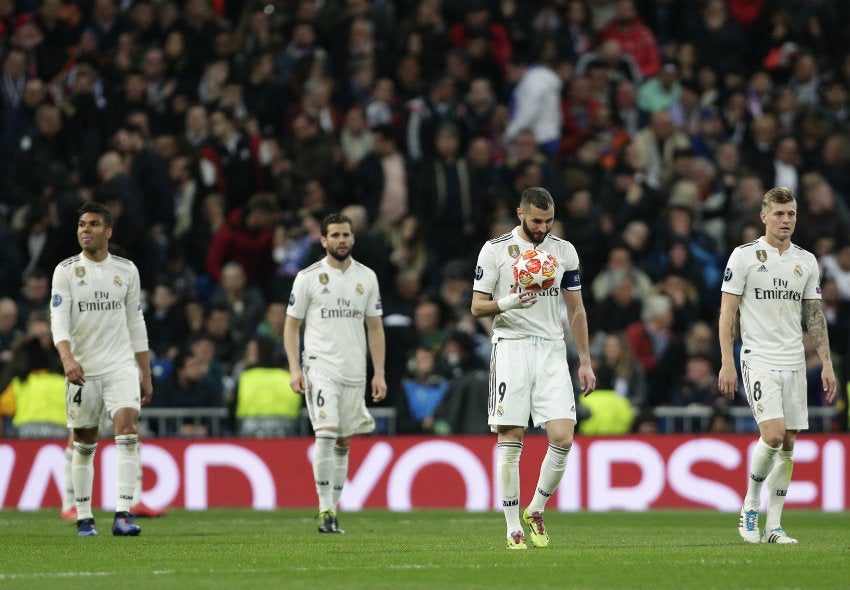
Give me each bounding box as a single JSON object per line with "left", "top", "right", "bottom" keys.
{"left": 72, "top": 387, "right": 82, "bottom": 406}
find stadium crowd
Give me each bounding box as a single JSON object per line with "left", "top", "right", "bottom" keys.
{"left": 0, "top": 0, "right": 848, "bottom": 437}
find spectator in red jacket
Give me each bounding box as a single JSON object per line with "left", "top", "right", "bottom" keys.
{"left": 205, "top": 195, "right": 276, "bottom": 293}
{"left": 600, "top": 0, "right": 660, "bottom": 80}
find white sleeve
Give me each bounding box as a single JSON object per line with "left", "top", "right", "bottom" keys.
{"left": 366, "top": 271, "right": 383, "bottom": 318}
{"left": 50, "top": 264, "right": 72, "bottom": 345}
{"left": 803, "top": 253, "right": 823, "bottom": 300}
{"left": 721, "top": 248, "right": 746, "bottom": 295}
{"left": 473, "top": 243, "right": 498, "bottom": 295}
{"left": 126, "top": 263, "right": 149, "bottom": 353}
{"left": 286, "top": 272, "right": 309, "bottom": 319}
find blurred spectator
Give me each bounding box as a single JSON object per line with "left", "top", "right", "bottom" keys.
{"left": 231, "top": 335, "right": 301, "bottom": 438}
{"left": 637, "top": 59, "right": 682, "bottom": 113}
{"left": 199, "top": 304, "right": 240, "bottom": 376}
{"left": 591, "top": 272, "right": 643, "bottom": 335}
{"left": 576, "top": 366, "right": 634, "bottom": 435}
{"left": 504, "top": 52, "right": 562, "bottom": 159}
{"left": 413, "top": 299, "right": 448, "bottom": 354}
{"left": 145, "top": 281, "right": 188, "bottom": 361}
{"left": 668, "top": 353, "right": 718, "bottom": 407}
{"left": 353, "top": 124, "right": 413, "bottom": 229}
{"left": 793, "top": 173, "right": 850, "bottom": 254}
{"left": 623, "top": 293, "right": 686, "bottom": 405}
{"left": 631, "top": 110, "right": 691, "bottom": 190}
{"left": 206, "top": 194, "right": 276, "bottom": 291}
{"left": 0, "top": 335, "right": 66, "bottom": 438}
{"left": 417, "top": 122, "right": 481, "bottom": 264}
{"left": 599, "top": 0, "right": 660, "bottom": 79}
{"left": 15, "top": 268, "right": 50, "bottom": 331}
{"left": 591, "top": 244, "right": 653, "bottom": 304}
{"left": 404, "top": 74, "right": 467, "bottom": 163}
{"left": 209, "top": 261, "right": 266, "bottom": 350}
{"left": 399, "top": 345, "right": 450, "bottom": 434}
{"left": 593, "top": 333, "right": 647, "bottom": 408}
{"left": 201, "top": 106, "right": 266, "bottom": 212}
{"left": 0, "top": 298, "right": 22, "bottom": 372}
{"left": 153, "top": 347, "right": 223, "bottom": 436}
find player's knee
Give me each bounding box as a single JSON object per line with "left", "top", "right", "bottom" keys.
{"left": 550, "top": 433, "right": 574, "bottom": 449}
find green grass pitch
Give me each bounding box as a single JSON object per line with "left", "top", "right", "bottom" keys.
{"left": 0, "top": 509, "right": 848, "bottom": 590}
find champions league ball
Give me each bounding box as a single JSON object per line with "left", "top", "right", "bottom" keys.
{"left": 512, "top": 248, "right": 558, "bottom": 292}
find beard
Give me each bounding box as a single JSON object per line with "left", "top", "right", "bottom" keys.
{"left": 521, "top": 218, "right": 549, "bottom": 245}
{"left": 328, "top": 248, "right": 350, "bottom": 263}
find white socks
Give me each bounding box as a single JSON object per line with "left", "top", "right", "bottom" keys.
{"left": 72, "top": 441, "right": 97, "bottom": 520}
{"left": 115, "top": 434, "right": 139, "bottom": 513}
{"left": 62, "top": 446, "right": 75, "bottom": 512}
{"left": 131, "top": 443, "right": 143, "bottom": 507}
{"left": 332, "top": 445, "right": 350, "bottom": 507}
{"left": 745, "top": 437, "right": 779, "bottom": 510}
{"left": 527, "top": 444, "right": 570, "bottom": 514}
{"left": 497, "top": 441, "right": 523, "bottom": 535}
{"left": 313, "top": 432, "right": 336, "bottom": 512}
{"left": 764, "top": 450, "right": 794, "bottom": 530}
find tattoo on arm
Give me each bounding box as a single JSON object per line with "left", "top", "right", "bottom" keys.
{"left": 804, "top": 300, "right": 831, "bottom": 361}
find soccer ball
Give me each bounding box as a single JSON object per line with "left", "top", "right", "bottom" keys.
{"left": 512, "top": 248, "right": 558, "bottom": 292}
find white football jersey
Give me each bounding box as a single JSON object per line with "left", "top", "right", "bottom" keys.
{"left": 50, "top": 253, "right": 149, "bottom": 378}
{"left": 473, "top": 227, "right": 582, "bottom": 341}
{"left": 287, "top": 257, "right": 383, "bottom": 385}
{"left": 722, "top": 237, "right": 821, "bottom": 369}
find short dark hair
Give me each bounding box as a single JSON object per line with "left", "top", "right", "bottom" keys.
{"left": 77, "top": 201, "right": 114, "bottom": 228}
{"left": 519, "top": 186, "right": 554, "bottom": 211}
{"left": 321, "top": 213, "right": 353, "bottom": 236}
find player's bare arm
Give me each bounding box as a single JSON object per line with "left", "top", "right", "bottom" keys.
{"left": 717, "top": 292, "right": 741, "bottom": 399}
{"left": 471, "top": 287, "right": 537, "bottom": 318}
{"left": 563, "top": 289, "right": 596, "bottom": 396}
{"left": 803, "top": 299, "right": 837, "bottom": 403}
{"left": 55, "top": 340, "right": 84, "bottom": 386}
{"left": 283, "top": 315, "right": 306, "bottom": 394}
{"left": 365, "top": 315, "right": 387, "bottom": 403}
{"left": 135, "top": 350, "right": 153, "bottom": 406}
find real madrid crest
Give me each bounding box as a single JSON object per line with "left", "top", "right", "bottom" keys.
{"left": 793, "top": 264, "right": 803, "bottom": 278}
{"left": 114, "top": 275, "right": 122, "bottom": 286}
{"left": 508, "top": 245, "right": 520, "bottom": 259}
{"left": 319, "top": 273, "right": 329, "bottom": 285}
{"left": 756, "top": 250, "right": 767, "bottom": 262}
{"left": 75, "top": 266, "right": 86, "bottom": 278}
{"left": 356, "top": 283, "right": 364, "bottom": 294}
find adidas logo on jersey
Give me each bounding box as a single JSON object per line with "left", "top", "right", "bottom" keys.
{"left": 756, "top": 265, "right": 768, "bottom": 272}
{"left": 321, "top": 287, "right": 330, "bottom": 294}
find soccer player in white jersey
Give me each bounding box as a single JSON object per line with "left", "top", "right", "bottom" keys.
{"left": 50, "top": 202, "right": 153, "bottom": 537}
{"left": 283, "top": 212, "right": 387, "bottom": 534}
{"left": 718, "top": 186, "right": 836, "bottom": 544}
{"left": 471, "top": 187, "right": 596, "bottom": 549}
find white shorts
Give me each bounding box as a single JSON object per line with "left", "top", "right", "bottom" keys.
{"left": 303, "top": 365, "right": 375, "bottom": 437}
{"left": 488, "top": 337, "right": 576, "bottom": 430}
{"left": 66, "top": 366, "right": 141, "bottom": 430}
{"left": 741, "top": 361, "right": 808, "bottom": 430}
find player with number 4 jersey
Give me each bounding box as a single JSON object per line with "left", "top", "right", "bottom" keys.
{"left": 50, "top": 202, "right": 153, "bottom": 537}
